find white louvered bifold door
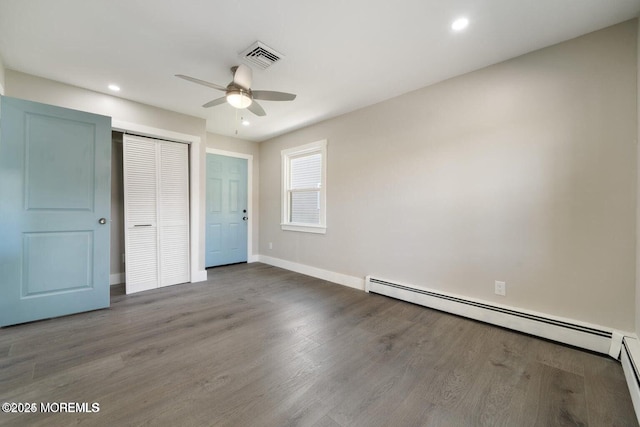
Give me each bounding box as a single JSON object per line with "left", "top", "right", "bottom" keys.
{"left": 123, "top": 136, "right": 159, "bottom": 294}
{"left": 123, "top": 135, "right": 190, "bottom": 294}
{"left": 158, "top": 141, "right": 190, "bottom": 287}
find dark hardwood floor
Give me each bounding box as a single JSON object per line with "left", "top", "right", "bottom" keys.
{"left": 0, "top": 262, "right": 637, "bottom": 426}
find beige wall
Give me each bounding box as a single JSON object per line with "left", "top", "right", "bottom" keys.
{"left": 111, "top": 132, "right": 125, "bottom": 278}
{"left": 5, "top": 70, "right": 209, "bottom": 275}
{"left": 206, "top": 132, "right": 260, "bottom": 259}
{"left": 260, "top": 20, "right": 638, "bottom": 330}
{"left": 5, "top": 70, "right": 206, "bottom": 138}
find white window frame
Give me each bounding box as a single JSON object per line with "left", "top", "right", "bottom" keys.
{"left": 281, "top": 139, "right": 327, "bottom": 234}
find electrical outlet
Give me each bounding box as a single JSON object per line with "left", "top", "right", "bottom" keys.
{"left": 268, "top": 242, "right": 273, "bottom": 250}
{"left": 495, "top": 280, "right": 506, "bottom": 296}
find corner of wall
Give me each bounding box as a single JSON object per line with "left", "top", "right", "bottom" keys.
{"left": 0, "top": 54, "right": 6, "bottom": 95}
{"left": 635, "top": 17, "right": 640, "bottom": 336}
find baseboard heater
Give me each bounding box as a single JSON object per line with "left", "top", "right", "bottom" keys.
{"left": 622, "top": 337, "right": 640, "bottom": 425}
{"left": 365, "top": 276, "right": 622, "bottom": 357}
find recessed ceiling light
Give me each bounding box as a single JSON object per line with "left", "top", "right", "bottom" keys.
{"left": 242, "top": 119, "right": 250, "bottom": 126}
{"left": 451, "top": 17, "right": 469, "bottom": 31}
{"left": 108, "top": 84, "right": 121, "bottom": 92}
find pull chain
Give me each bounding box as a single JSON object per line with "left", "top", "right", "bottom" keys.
{"left": 235, "top": 107, "right": 239, "bottom": 135}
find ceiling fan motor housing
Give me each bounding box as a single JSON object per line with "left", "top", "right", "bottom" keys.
{"left": 231, "top": 64, "right": 253, "bottom": 91}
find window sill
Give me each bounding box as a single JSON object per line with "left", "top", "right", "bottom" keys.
{"left": 281, "top": 223, "right": 327, "bottom": 234}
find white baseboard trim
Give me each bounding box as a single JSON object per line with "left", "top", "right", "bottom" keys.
{"left": 253, "top": 257, "right": 628, "bottom": 358}
{"left": 110, "top": 273, "right": 125, "bottom": 286}
{"left": 234, "top": 256, "right": 640, "bottom": 420}
{"left": 248, "top": 254, "right": 260, "bottom": 263}
{"left": 365, "top": 275, "right": 625, "bottom": 356}
{"left": 257, "top": 255, "right": 365, "bottom": 291}
{"left": 191, "top": 270, "right": 208, "bottom": 283}
{"left": 622, "top": 336, "right": 640, "bottom": 425}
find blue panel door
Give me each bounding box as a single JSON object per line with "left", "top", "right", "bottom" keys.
{"left": 206, "top": 154, "right": 248, "bottom": 267}
{"left": 0, "top": 96, "right": 111, "bottom": 327}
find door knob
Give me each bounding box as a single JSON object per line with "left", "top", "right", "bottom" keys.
{"left": 242, "top": 217, "right": 248, "bottom": 221}
{"left": 98, "top": 218, "right": 107, "bottom": 224}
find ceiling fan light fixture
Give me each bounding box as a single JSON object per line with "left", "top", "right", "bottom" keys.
{"left": 226, "top": 90, "right": 252, "bottom": 109}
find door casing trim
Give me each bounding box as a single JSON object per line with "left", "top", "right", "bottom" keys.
{"left": 112, "top": 119, "right": 206, "bottom": 282}
{"left": 205, "top": 148, "right": 255, "bottom": 263}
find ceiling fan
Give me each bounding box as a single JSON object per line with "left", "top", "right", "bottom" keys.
{"left": 175, "top": 64, "right": 296, "bottom": 116}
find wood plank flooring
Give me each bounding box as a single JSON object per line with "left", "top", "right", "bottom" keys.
{"left": 0, "top": 262, "right": 637, "bottom": 426}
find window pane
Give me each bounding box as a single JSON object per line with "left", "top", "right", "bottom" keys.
{"left": 281, "top": 140, "right": 326, "bottom": 233}
{"left": 290, "top": 190, "right": 320, "bottom": 224}
{"left": 290, "top": 153, "right": 321, "bottom": 189}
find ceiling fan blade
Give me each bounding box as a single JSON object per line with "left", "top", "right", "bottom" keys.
{"left": 175, "top": 74, "right": 227, "bottom": 91}
{"left": 202, "top": 97, "right": 227, "bottom": 108}
{"left": 247, "top": 101, "right": 266, "bottom": 116}
{"left": 232, "top": 64, "right": 253, "bottom": 90}
{"left": 252, "top": 90, "right": 297, "bottom": 101}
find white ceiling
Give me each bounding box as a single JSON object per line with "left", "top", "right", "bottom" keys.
{"left": 0, "top": 1, "right": 639, "bottom": 142}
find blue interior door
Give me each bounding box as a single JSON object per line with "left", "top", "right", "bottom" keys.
{"left": 206, "top": 154, "right": 248, "bottom": 267}
{"left": 0, "top": 96, "right": 111, "bottom": 327}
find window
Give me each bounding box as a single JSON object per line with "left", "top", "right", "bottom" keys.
{"left": 281, "top": 140, "right": 327, "bottom": 234}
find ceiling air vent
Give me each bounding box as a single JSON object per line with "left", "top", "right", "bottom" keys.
{"left": 239, "top": 41, "right": 283, "bottom": 70}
